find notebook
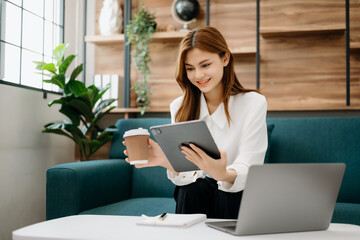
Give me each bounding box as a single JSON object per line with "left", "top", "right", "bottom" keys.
{"left": 205, "top": 163, "right": 345, "bottom": 236}
{"left": 137, "top": 213, "right": 206, "bottom": 228}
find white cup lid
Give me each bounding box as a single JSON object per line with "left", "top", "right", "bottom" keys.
{"left": 123, "top": 128, "right": 150, "bottom": 138}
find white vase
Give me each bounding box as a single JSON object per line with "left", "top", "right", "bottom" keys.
{"left": 99, "top": 0, "right": 123, "bottom": 35}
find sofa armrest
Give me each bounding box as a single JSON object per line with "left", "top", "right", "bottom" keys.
{"left": 46, "top": 159, "right": 131, "bottom": 220}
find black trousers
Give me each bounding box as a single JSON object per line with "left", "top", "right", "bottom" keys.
{"left": 174, "top": 177, "right": 243, "bottom": 219}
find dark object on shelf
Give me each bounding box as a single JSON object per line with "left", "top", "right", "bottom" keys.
{"left": 174, "top": 0, "right": 200, "bottom": 21}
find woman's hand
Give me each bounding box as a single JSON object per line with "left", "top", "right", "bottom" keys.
{"left": 181, "top": 144, "right": 237, "bottom": 184}
{"left": 123, "top": 139, "right": 178, "bottom": 174}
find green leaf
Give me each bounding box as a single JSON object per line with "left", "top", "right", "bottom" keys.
{"left": 66, "top": 98, "right": 93, "bottom": 122}
{"left": 94, "top": 83, "right": 111, "bottom": 104}
{"left": 33, "top": 61, "right": 46, "bottom": 70}
{"left": 94, "top": 99, "right": 117, "bottom": 117}
{"left": 48, "top": 99, "right": 63, "bottom": 107}
{"left": 59, "top": 104, "right": 82, "bottom": 126}
{"left": 64, "top": 124, "right": 86, "bottom": 146}
{"left": 54, "top": 43, "right": 69, "bottom": 66}
{"left": 43, "top": 120, "right": 74, "bottom": 139}
{"left": 36, "top": 72, "right": 53, "bottom": 78}
{"left": 41, "top": 63, "right": 57, "bottom": 73}
{"left": 81, "top": 138, "right": 91, "bottom": 159}
{"left": 87, "top": 85, "right": 100, "bottom": 106}
{"left": 89, "top": 139, "right": 102, "bottom": 154}
{"left": 44, "top": 119, "right": 72, "bottom": 129}
{"left": 65, "top": 80, "right": 87, "bottom": 96}
{"left": 59, "top": 54, "right": 76, "bottom": 74}
{"left": 70, "top": 64, "right": 83, "bottom": 81}
{"left": 43, "top": 73, "right": 65, "bottom": 89}
{"left": 42, "top": 128, "right": 74, "bottom": 140}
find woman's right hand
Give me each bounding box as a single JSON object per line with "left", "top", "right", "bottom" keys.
{"left": 122, "top": 139, "right": 178, "bottom": 174}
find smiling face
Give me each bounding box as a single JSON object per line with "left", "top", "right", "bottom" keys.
{"left": 184, "top": 48, "right": 229, "bottom": 98}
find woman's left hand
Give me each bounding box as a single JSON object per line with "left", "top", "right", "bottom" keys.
{"left": 181, "top": 144, "right": 236, "bottom": 183}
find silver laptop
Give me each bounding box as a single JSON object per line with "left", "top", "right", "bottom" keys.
{"left": 205, "top": 163, "right": 345, "bottom": 236}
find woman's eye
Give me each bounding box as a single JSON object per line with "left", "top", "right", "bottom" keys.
{"left": 186, "top": 68, "right": 194, "bottom": 71}
{"left": 202, "top": 63, "right": 211, "bottom": 68}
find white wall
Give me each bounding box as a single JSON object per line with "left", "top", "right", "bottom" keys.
{"left": 0, "top": 1, "right": 87, "bottom": 239}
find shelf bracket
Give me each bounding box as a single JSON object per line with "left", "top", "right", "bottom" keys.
{"left": 123, "top": 0, "right": 131, "bottom": 108}
{"left": 346, "top": 0, "right": 350, "bottom": 106}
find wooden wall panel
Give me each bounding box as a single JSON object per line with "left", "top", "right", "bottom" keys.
{"left": 261, "top": 0, "right": 345, "bottom": 30}
{"left": 350, "top": 0, "right": 360, "bottom": 106}
{"left": 234, "top": 55, "right": 257, "bottom": 90}
{"left": 259, "top": 0, "right": 360, "bottom": 110}
{"left": 260, "top": 35, "right": 346, "bottom": 110}
{"left": 210, "top": 0, "right": 256, "bottom": 50}
{"left": 350, "top": 54, "right": 360, "bottom": 106}
{"left": 94, "top": 45, "right": 124, "bottom": 75}
{"left": 350, "top": 0, "right": 360, "bottom": 43}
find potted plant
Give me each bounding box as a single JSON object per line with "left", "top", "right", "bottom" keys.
{"left": 34, "top": 43, "right": 117, "bottom": 161}
{"left": 125, "top": 3, "right": 157, "bottom": 115}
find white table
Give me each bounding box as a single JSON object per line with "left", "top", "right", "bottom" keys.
{"left": 13, "top": 215, "right": 360, "bottom": 240}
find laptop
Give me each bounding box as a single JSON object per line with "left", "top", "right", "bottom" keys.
{"left": 205, "top": 163, "right": 345, "bottom": 236}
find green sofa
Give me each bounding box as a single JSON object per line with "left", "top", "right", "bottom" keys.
{"left": 46, "top": 117, "right": 360, "bottom": 226}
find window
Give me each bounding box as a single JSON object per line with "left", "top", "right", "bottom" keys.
{"left": 0, "top": 0, "right": 64, "bottom": 93}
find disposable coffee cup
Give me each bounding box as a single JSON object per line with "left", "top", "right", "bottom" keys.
{"left": 123, "top": 128, "right": 150, "bottom": 165}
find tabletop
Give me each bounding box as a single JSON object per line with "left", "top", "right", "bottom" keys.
{"left": 13, "top": 215, "right": 360, "bottom": 240}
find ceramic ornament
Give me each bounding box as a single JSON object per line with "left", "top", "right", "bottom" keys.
{"left": 99, "top": 0, "right": 122, "bottom": 35}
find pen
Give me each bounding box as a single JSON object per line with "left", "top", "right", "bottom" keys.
{"left": 158, "top": 212, "right": 167, "bottom": 221}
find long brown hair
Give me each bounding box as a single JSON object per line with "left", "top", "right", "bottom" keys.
{"left": 175, "top": 26, "right": 257, "bottom": 124}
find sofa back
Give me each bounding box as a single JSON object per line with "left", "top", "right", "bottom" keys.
{"left": 109, "top": 118, "right": 175, "bottom": 198}
{"left": 266, "top": 117, "right": 360, "bottom": 204}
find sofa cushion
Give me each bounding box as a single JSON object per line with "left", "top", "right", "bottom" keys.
{"left": 266, "top": 117, "right": 360, "bottom": 204}
{"left": 264, "top": 123, "right": 275, "bottom": 163}
{"left": 79, "top": 197, "right": 176, "bottom": 217}
{"left": 332, "top": 202, "right": 360, "bottom": 225}
{"left": 131, "top": 166, "right": 175, "bottom": 198}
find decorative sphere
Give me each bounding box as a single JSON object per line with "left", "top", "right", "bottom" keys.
{"left": 174, "top": 0, "right": 200, "bottom": 22}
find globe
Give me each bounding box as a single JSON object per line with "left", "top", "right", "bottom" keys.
{"left": 174, "top": 0, "right": 200, "bottom": 22}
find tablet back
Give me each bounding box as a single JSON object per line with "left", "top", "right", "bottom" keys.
{"left": 150, "top": 120, "right": 220, "bottom": 172}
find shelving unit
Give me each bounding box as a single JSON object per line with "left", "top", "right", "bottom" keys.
{"left": 86, "top": 0, "right": 360, "bottom": 112}
{"left": 110, "top": 107, "right": 169, "bottom": 119}
{"left": 260, "top": 25, "right": 346, "bottom": 38}
{"left": 85, "top": 33, "right": 256, "bottom": 56}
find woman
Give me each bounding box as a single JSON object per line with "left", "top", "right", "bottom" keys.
{"left": 124, "top": 26, "right": 268, "bottom": 219}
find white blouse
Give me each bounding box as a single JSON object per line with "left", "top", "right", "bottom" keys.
{"left": 166, "top": 92, "right": 268, "bottom": 193}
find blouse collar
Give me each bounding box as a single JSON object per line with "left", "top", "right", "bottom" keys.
{"left": 199, "top": 93, "right": 228, "bottom": 129}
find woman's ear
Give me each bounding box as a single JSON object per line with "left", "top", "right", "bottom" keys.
{"left": 222, "top": 52, "right": 230, "bottom": 67}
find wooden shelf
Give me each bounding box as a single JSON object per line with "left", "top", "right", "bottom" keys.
{"left": 85, "top": 33, "right": 256, "bottom": 56}
{"left": 85, "top": 34, "right": 125, "bottom": 45}
{"left": 231, "top": 47, "right": 256, "bottom": 57}
{"left": 151, "top": 31, "right": 188, "bottom": 41}
{"left": 260, "top": 25, "right": 346, "bottom": 38}
{"left": 110, "top": 107, "right": 170, "bottom": 118}
{"left": 350, "top": 42, "right": 360, "bottom": 52}
{"left": 85, "top": 31, "right": 188, "bottom": 45}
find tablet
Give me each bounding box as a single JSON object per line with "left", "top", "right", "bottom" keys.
{"left": 150, "top": 120, "right": 220, "bottom": 172}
